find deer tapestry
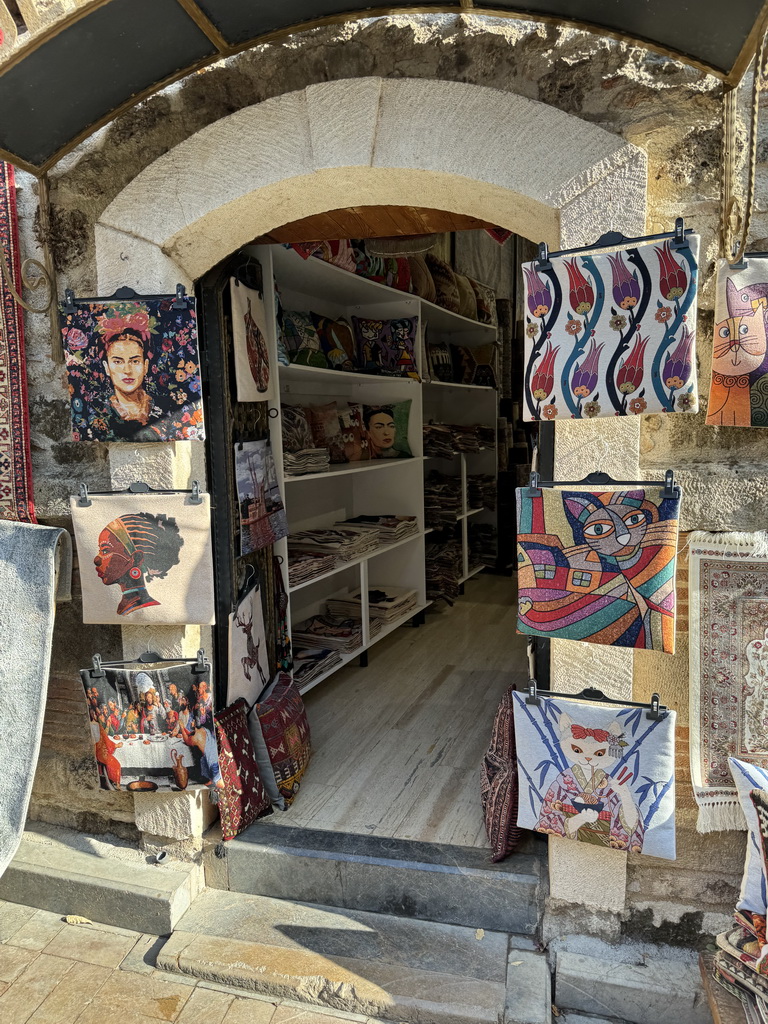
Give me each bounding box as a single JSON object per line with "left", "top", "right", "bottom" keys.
{"left": 522, "top": 233, "right": 700, "bottom": 421}
{"left": 228, "top": 581, "right": 270, "bottom": 706}
{"left": 706, "top": 259, "right": 768, "bottom": 427}
{"left": 512, "top": 691, "right": 676, "bottom": 859}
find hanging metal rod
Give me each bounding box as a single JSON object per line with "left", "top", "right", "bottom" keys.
{"left": 536, "top": 218, "right": 690, "bottom": 269}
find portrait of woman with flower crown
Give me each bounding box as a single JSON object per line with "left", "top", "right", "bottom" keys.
{"left": 60, "top": 296, "right": 205, "bottom": 442}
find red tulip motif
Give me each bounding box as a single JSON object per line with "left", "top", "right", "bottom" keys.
{"left": 531, "top": 341, "right": 559, "bottom": 401}
{"left": 616, "top": 334, "right": 649, "bottom": 395}
{"left": 656, "top": 242, "right": 687, "bottom": 301}
{"left": 564, "top": 258, "right": 594, "bottom": 315}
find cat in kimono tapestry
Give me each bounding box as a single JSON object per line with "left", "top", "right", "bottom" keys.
{"left": 537, "top": 711, "right": 645, "bottom": 852}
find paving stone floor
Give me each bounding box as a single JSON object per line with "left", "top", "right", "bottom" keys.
{"left": 0, "top": 900, "right": 390, "bottom": 1024}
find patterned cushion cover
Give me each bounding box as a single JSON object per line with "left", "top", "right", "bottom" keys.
{"left": 409, "top": 254, "right": 437, "bottom": 304}
{"left": 454, "top": 273, "right": 478, "bottom": 320}
{"left": 338, "top": 402, "right": 371, "bottom": 461}
{"left": 453, "top": 344, "right": 498, "bottom": 388}
{"left": 729, "top": 757, "right": 768, "bottom": 913}
{"left": 425, "top": 254, "right": 460, "bottom": 313}
{"left": 281, "top": 404, "right": 314, "bottom": 453}
{"left": 214, "top": 699, "right": 272, "bottom": 840}
{"left": 468, "top": 278, "right": 498, "bottom": 327}
{"left": 311, "top": 239, "right": 356, "bottom": 273}
{"left": 311, "top": 315, "right": 357, "bottom": 371}
{"left": 304, "top": 401, "right": 347, "bottom": 463}
{"left": 480, "top": 683, "right": 527, "bottom": 861}
{"left": 248, "top": 672, "right": 312, "bottom": 809}
{"left": 282, "top": 311, "right": 327, "bottom": 368}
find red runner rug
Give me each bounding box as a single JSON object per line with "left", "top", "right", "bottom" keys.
{"left": 0, "top": 161, "right": 35, "bottom": 522}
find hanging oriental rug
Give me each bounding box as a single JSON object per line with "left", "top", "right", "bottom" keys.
{"left": 689, "top": 531, "right": 768, "bottom": 832}
{"left": 522, "top": 233, "right": 700, "bottom": 421}
{"left": 516, "top": 485, "right": 681, "bottom": 652}
{"left": 0, "top": 162, "right": 35, "bottom": 522}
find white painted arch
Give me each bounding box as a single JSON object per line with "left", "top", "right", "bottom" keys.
{"left": 95, "top": 76, "right": 647, "bottom": 292}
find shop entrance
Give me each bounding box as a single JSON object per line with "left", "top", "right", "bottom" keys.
{"left": 197, "top": 206, "right": 542, "bottom": 846}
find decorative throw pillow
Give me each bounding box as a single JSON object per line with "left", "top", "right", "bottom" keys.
{"left": 248, "top": 672, "right": 312, "bottom": 808}
{"left": 338, "top": 402, "right": 371, "bottom": 461}
{"left": 455, "top": 273, "right": 478, "bottom": 320}
{"left": 409, "top": 254, "right": 437, "bottom": 304}
{"left": 468, "top": 277, "right": 498, "bottom": 327}
{"left": 362, "top": 400, "right": 413, "bottom": 459}
{"left": 353, "top": 316, "right": 388, "bottom": 373}
{"left": 388, "top": 257, "right": 412, "bottom": 293}
{"left": 453, "top": 344, "right": 498, "bottom": 388}
{"left": 428, "top": 340, "right": 455, "bottom": 383}
{"left": 480, "top": 684, "right": 527, "bottom": 862}
{"left": 288, "top": 242, "right": 323, "bottom": 260}
{"left": 425, "top": 254, "right": 460, "bottom": 314}
{"left": 352, "top": 316, "right": 419, "bottom": 379}
{"left": 274, "top": 284, "right": 290, "bottom": 366}
{"left": 281, "top": 404, "right": 314, "bottom": 453}
{"left": 214, "top": 698, "right": 272, "bottom": 840}
{"left": 304, "top": 401, "right": 347, "bottom": 463}
{"left": 311, "top": 239, "right": 356, "bottom": 273}
{"left": 311, "top": 314, "right": 357, "bottom": 371}
{"left": 729, "top": 758, "right": 768, "bottom": 913}
{"left": 282, "top": 311, "right": 327, "bottom": 368}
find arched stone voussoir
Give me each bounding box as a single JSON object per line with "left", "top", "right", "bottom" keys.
{"left": 98, "top": 76, "right": 646, "bottom": 280}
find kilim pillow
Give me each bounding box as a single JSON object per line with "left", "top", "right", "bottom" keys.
{"left": 468, "top": 278, "right": 498, "bottom": 327}
{"left": 248, "top": 672, "right": 312, "bottom": 809}
{"left": 454, "top": 274, "right": 478, "bottom": 321}
{"left": 480, "top": 683, "right": 527, "bottom": 862}
{"left": 214, "top": 699, "right": 272, "bottom": 841}
{"left": 409, "top": 254, "right": 437, "bottom": 304}
{"left": 425, "top": 254, "right": 460, "bottom": 314}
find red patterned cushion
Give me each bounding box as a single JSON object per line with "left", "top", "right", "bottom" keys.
{"left": 214, "top": 699, "right": 272, "bottom": 840}
{"left": 480, "top": 684, "right": 527, "bottom": 862}
{"left": 254, "top": 672, "right": 311, "bottom": 807}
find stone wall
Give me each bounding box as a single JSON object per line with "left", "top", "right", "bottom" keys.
{"left": 17, "top": 11, "right": 764, "bottom": 939}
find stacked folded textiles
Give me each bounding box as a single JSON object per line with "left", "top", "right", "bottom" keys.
{"left": 339, "top": 514, "right": 419, "bottom": 542}
{"left": 713, "top": 924, "right": 768, "bottom": 1020}
{"left": 467, "top": 474, "right": 496, "bottom": 510}
{"left": 283, "top": 448, "right": 331, "bottom": 475}
{"left": 476, "top": 424, "right": 496, "bottom": 448}
{"left": 292, "top": 614, "right": 364, "bottom": 653}
{"left": 288, "top": 550, "right": 337, "bottom": 588}
{"left": 424, "top": 471, "right": 462, "bottom": 529}
{"left": 451, "top": 424, "right": 481, "bottom": 453}
{"left": 423, "top": 423, "right": 495, "bottom": 457}
{"left": 288, "top": 526, "right": 382, "bottom": 562}
{"left": 426, "top": 539, "right": 462, "bottom": 605}
{"left": 469, "top": 522, "right": 497, "bottom": 567}
{"left": 293, "top": 647, "right": 343, "bottom": 686}
{"left": 423, "top": 423, "right": 455, "bottom": 459}
{"left": 327, "top": 586, "right": 418, "bottom": 625}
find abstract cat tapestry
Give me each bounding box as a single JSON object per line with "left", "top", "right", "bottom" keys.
{"left": 689, "top": 532, "right": 768, "bottom": 832}
{"left": 516, "top": 486, "right": 681, "bottom": 652}
{"left": 79, "top": 661, "right": 221, "bottom": 792}
{"left": 230, "top": 278, "right": 275, "bottom": 404}
{"left": 706, "top": 260, "right": 768, "bottom": 426}
{"left": 512, "top": 691, "right": 676, "bottom": 859}
{"left": 228, "top": 582, "right": 270, "bottom": 706}
{"left": 70, "top": 491, "right": 215, "bottom": 625}
{"left": 522, "top": 234, "right": 700, "bottom": 420}
{"left": 61, "top": 296, "right": 204, "bottom": 441}
{"left": 235, "top": 440, "right": 289, "bottom": 556}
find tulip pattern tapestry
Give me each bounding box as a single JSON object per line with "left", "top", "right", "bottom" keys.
{"left": 522, "top": 234, "right": 700, "bottom": 420}
{"left": 516, "top": 485, "right": 681, "bottom": 652}
{"left": 512, "top": 691, "right": 676, "bottom": 859}
{"left": 706, "top": 259, "right": 768, "bottom": 427}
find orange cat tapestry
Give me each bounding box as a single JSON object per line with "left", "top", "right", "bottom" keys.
{"left": 512, "top": 691, "right": 676, "bottom": 859}
{"left": 707, "top": 260, "right": 768, "bottom": 427}
{"left": 516, "top": 485, "right": 681, "bottom": 652}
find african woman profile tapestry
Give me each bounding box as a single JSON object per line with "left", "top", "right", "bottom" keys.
{"left": 706, "top": 260, "right": 768, "bottom": 427}
{"left": 516, "top": 486, "right": 681, "bottom": 652}
{"left": 512, "top": 691, "right": 676, "bottom": 859}
{"left": 61, "top": 296, "right": 204, "bottom": 441}
{"left": 80, "top": 661, "right": 221, "bottom": 792}
{"left": 522, "top": 234, "right": 700, "bottom": 421}
{"left": 70, "top": 491, "right": 215, "bottom": 625}
{"left": 230, "top": 278, "right": 275, "bottom": 404}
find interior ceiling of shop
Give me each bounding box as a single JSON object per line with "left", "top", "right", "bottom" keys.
{"left": 253, "top": 207, "right": 494, "bottom": 243}
{"left": 1, "top": 0, "right": 765, "bottom": 175}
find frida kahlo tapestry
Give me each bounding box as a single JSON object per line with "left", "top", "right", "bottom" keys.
{"left": 62, "top": 296, "right": 204, "bottom": 441}
{"left": 522, "top": 234, "right": 699, "bottom": 421}
{"left": 512, "top": 691, "right": 676, "bottom": 859}
{"left": 706, "top": 259, "right": 768, "bottom": 427}
{"left": 516, "top": 486, "right": 681, "bottom": 652}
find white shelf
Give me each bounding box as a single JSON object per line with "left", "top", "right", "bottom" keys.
{"left": 424, "top": 449, "right": 492, "bottom": 459}
{"left": 288, "top": 531, "right": 423, "bottom": 593}
{"left": 280, "top": 362, "right": 420, "bottom": 387}
{"left": 459, "top": 508, "right": 484, "bottom": 520}
{"left": 297, "top": 645, "right": 364, "bottom": 696}
{"left": 423, "top": 380, "right": 495, "bottom": 390}
{"left": 460, "top": 564, "right": 486, "bottom": 584}
{"left": 285, "top": 457, "right": 424, "bottom": 483}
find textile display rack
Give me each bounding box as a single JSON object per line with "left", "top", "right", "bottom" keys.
{"left": 76, "top": 479, "right": 204, "bottom": 507}
{"left": 523, "top": 678, "right": 669, "bottom": 722}
{"left": 86, "top": 648, "right": 209, "bottom": 680}
{"left": 527, "top": 468, "right": 680, "bottom": 501}
{"left": 534, "top": 217, "right": 693, "bottom": 269}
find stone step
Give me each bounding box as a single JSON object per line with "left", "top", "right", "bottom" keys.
{"left": 0, "top": 823, "right": 203, "bottom": 935}
{"left": 206, "top": 821, "right": 543, "bottom": 933}
{"left": 156, "top": 887, "right": 551, "bottom": 1024}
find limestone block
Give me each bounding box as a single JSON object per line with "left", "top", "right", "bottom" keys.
{"left": 548, "top": 840, "right": 627, "bottom": 913}
{"left": 307, "top": 77, "right": 381, "bottom": 169}
{"left": 505, "top": 948, "right": 552, "bottom": 1024}
{"left": 643, "top": 461, "right": 768, "bottom": 532}
{"left": 133, "top": 789, "right": 216, "bottom": 842}
{"left": 94, "top": 225, "right": 192, "bottom": 296}
{"left": 554, "top": 415, "right": 641, "bottom": 479}
{"left": 559, "top": 154, "right": 647, "bottom": 247}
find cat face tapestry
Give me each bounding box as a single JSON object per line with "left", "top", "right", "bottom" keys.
{"left": 61, "top": 297, "right": 204, "bottom": 441}
{"left": 516, "top": 486, "right": 681, "bottom": 652}
{"left": 228, "top": 582, "right": 270, "bottom": 706}
{"left": 79, "top": 661, "right": 221, "bottom": 792}
{"left": 706, "top": 260, "right": 768, "bottom": 426}
{"left": 230, "top": 278, "right": 275, "bottom": 404}
{"left": 70, "top": 492, "right": 215, "bottom": 625}
{"left": 512, "top": 691, "right": 676, "bottom": 859}
{"left": 522, "top": 234, "right": 700, "bottom": 421}
{"left": 235, "top": 440, "right": 289, "bottom": 556}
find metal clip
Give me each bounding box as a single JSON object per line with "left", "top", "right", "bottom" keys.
{"left": 172, "top": 284, "right": 187, "bottom": 309}
{"left": 193, "top": 648, "right": 209, "bottom": 674}
{"left": 536, "top": 242, "right": 551, "bottom": 270}
{"left": 190, "top": 480, "right": 202, "bottom": 505}
{"left": 78, "top": 483, "right": 91, "bottom": 507}
{"left": 528, "top": 470, "right": 541, "bottom": 491}
{"left": 525, "top": 678, "right": 540, "bottom": 706}
{"left": 90, "top": 653, "right": 105, "bottom": 678}
{"left": 662, "top": 469, "right": 679, "bottom": 500}
{"left": 646, "top": 693, "right": 666, "bottom": 720}
{"left": 671, "top": 217, "right": 687, "bottom": 250}
{"left": 61, "top": 288, "right": 77, "bottom": 314}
